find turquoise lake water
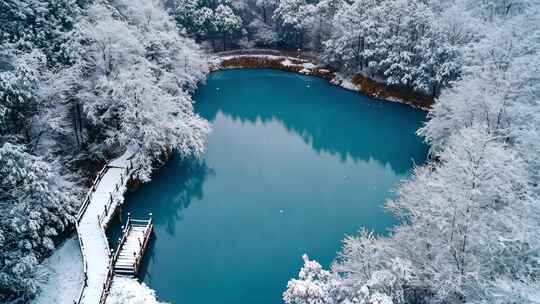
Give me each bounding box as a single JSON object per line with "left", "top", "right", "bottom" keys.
{"left": 107, "top": 69, "right": 428, "bottom": 303}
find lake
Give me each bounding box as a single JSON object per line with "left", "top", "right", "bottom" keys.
{"left": 107, "top": 69, "right": 428, "bottom": 304}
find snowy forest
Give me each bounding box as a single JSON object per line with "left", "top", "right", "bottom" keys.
{"left": 1, "top": 0, "right": 539, "bottom": 303}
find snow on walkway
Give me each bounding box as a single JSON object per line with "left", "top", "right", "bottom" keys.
{"left": 76, "top": 148, "right": 136, "bottom": 304}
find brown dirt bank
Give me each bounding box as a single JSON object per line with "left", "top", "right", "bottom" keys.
{"left": 211, "top": 52, "right": 434, "bottom": 110}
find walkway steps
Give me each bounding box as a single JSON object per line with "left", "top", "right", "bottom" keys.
{"left": 112, "top": 215, "right": 154, "bottom": 277}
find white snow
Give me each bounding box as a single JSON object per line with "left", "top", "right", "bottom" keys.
{"left": 75, "top": 148, "right": 137, "bottom": 304}
{"left": 219, "top": 54, "right": 308, "bottom": 62}
{"left": 281, "top": 58, "right": 294, "bottom": 66}
{"left": 109, "top": 145, "right": 137, "bottom": 168}
{"left": 32, "top": 236, "right": 84, "bottom": 304}
{"left": 339, "top": 79, "right": 359, "bottom": 91}
{"left": 330, "top": 74, "right": 359, "bottom": 92}
{"left": 220, "top": 54, "right": 284, "bottom": 61}
{"left": 106, "top": 277, "right": 162, "bottom": 304}
{"left": 216, "top": 53, "right": 330, "bottom": 79}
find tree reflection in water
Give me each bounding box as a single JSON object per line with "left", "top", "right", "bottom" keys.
{"left": 107, "top": 156, "right": 213, "bottom": 248}
{"left": 195, "top": 69, "right": 427, "bottom": 175}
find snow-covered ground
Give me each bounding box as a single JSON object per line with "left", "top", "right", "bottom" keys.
{"left": 32, "top": 236, "right": 84, "bottom": 304}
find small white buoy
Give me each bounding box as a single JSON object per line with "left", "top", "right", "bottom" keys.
{"left": 307, "top": 84, "right": 310, "bottom": 88}
{"left": 279, "top": 209, "right": 284, "bottom": 213}
{"left": 344, "top": 175, "right": 347, "bottom": 179}
{"left": 216, "top": 87, "right": 220, "bottom": 90}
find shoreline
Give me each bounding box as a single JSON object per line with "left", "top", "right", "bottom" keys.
{"left": 35, "top": 50, "right": 429, "bottom": 304}
{"left": 210, "top": 51, "right": 434, "bottom": 110}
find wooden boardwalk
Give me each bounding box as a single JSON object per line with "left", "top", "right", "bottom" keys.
{"left": 74, "top": 149, "right": 137, "bottom": 304}
{"left": 112, "top": 215, "right": 154, "bottom": 277}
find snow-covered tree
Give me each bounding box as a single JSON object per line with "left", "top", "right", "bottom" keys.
{"left": 0, "top": 0, "right": 213, "bottom": 301}
{"left": 50, "top": 0, "right": 211, "bottom": 180}
{"left": 248, "top": 19, "right": 279, "bottom": 47}
{"left": 273, "top": 0, "right": 309, "bottom": 48}
{"left": 175, "top": 0, "right": 244, "bottom": 50}
{"left": 213, "top": 4, "right": 243, "bottom": 50}
{"left": 283, "top": 254, "right": 335, "bottom": 304}
{"left": 419, "top": 9, "right": 540, "bottom": 150}
{"left": 323, "top": 0, "right": 461, "bottom": 95}
{"left": 0, "top": 49, "right": 44, "bottom": 143}
{"left": 0, "top": 0, "right": 82, "bottom": 64}
{"left": 0, "top": 143, "right": 78, "bottom": 300}
{"left": 387, "top": 126, "right": 537, "bottom": 302}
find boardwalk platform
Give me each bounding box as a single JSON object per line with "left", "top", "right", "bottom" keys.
{"left": 74, "top": 148, "right": 137, "bottom": 304}
{"left": 112, "top": 215, "right": 153, "bottom": 277}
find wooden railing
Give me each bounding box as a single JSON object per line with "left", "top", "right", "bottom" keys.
{"left": 97, "top": 159, "right": 135, "bottom": 304}
{"left": 76, "top": 162, "right": 110, "bottom": 223}
{"left": 132, "top": 217, "right": 153, "bottom": 273}
{"left": 111, "top": 216, "right": 153, "bottom": 274}
{"left": 74, "top": 161, "right": 109, "bottom": 304}
{"left": 73, "top": 157, "right": 136, "bottom": 304}
{"left": 74, "top": 222, "right": 88, "bottom": 304}
{"left": 97, "top": 215, "right": 114, "bottom": 304}
{"left": 97, "top": 159, "right": 134, "bottom": 227}
{"left": 111, "top": 215, "right": 133, "bottom": 267}
{"left": 98, "top": 254, "right": 115, "bottom": 304}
